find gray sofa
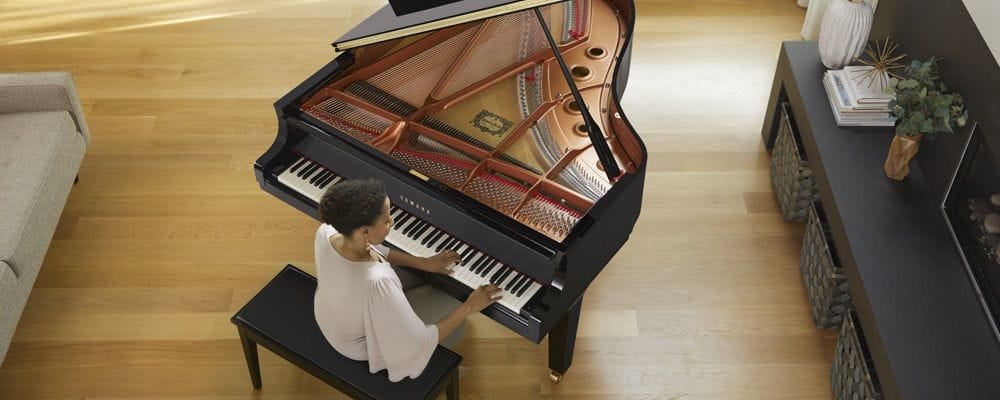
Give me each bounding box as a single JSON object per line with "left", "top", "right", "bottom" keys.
{"left": 0, "top": 72, "right": 89, "bottom": 366}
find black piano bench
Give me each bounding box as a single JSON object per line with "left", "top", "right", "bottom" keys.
{"left": 231, "top": 264, "right": 462, "bottom": 400}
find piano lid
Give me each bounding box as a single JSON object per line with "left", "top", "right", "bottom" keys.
{"left": 333, "top": 0, "right": 567, "bottom": 51}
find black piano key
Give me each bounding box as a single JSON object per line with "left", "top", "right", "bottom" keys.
{"left": 413, "top": 228, "right": 435, "bottom": 247}
{"left": 498, "top": 268, "right": 514, "bottom": 285}
{"left": 507, "top": 275, "right": 525, "bottom": 295}
{"left": 510, "top": 274, "right": 530, "bottom": 294}
{"left": 497, "top": 269, "right": 517, "bottom": 289}
{"left": 472, "top": 255, "right": 492, "bottom": 273}
{"left": 504, "top": 273, "right": 522, "bottom": 291}
{"left": 489, "top": 267, "right": 508, "bottom": 284}
{"left": 298, "top": 162, "right": 318, "bottom": 178}
{"left": 319, "top": 172, "right": 337, "bottom": 187}
{"left": 323, "top": 174, "right": 340, "bottom": 188}
{"left": 464, "top": 252, "right": 484, "bottom": 269}
{"left": 426, "top": 230, "right": 446, "bottom": 247}
{"left": 293, "top": 161, "right": 310, "bottom": 177}
{"left": 434, "top": 235, "right": 452, "bottom": 252}
{"left": 394, "top": 214, "right": 412, "bottom": 227}
{"left": 479, "top": 261, "right": 498, "bottom": 277}
{"left": 412, "top": 223, "right": 432, "bottom": 240}
{"left": 402, "top": 220, "right": 423, "bottom": 236}
{"left": 288, "top": 158, "right": 307, "bottom": 173}
{"left": 418, "top": 227, "right": 437, "bottom": 245}
{"left": 316, "top": 175, "right": 333, "bottom": 190}
{"left": 442, "top": 237, "right": 461, "bottom": 252}
{"left": 304, "top": 166, "right": 323, "bottom": 182}
{"left": 310, "top": 170, "right": 330, "bottom": 185}
{"left": 419, "top": 229, "right": 438, "bottom": 245}
{"left": 401, "top": 218, "right": 422, "bottom": 234}
{"left": 459, "top": 246, "right": 476, "bottom": 260}
{"left": 408, "top": 221, "right": 429, "bottom": 237}
{"left": 438, "top": 236, "right": 456, "bottom": 251}
{"left": 516, "top": 279, "right": 533, "bottom": 297}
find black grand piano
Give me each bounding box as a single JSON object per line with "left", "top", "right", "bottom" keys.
{"left": 254, "top": 0, "right": 646, "bottom": 382}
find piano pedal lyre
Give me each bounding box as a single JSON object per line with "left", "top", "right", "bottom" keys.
{"left": 548, "top": 370, "right": 563, "bottom": 383}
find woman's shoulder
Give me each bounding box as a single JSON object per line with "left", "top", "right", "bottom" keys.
{"left": 364, "top": 269, "right": 402, "bottom": 297}
{"left": 316, "top": 223, "right": 336, "bottom": 237}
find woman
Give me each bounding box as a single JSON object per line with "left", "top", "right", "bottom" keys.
{"left": 313, "top": 178, "right": 501, "bottom": 382}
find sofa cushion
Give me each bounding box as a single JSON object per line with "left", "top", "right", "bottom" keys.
{"left": 0, "top": 260, "right": 14, "bottom": 287}
{"left": 0, "top": 111, "right": 85, "bottom": 277}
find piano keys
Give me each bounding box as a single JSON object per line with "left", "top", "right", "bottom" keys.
{"left": 278, "top": 155, "right": 543, "bottom": 313}
{"left": 256, "top": 0, "right": 646, "bottom": 383}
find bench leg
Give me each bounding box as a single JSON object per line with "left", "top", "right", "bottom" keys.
{"left": 446, "top": 370, "right": 459, "bottom": 400}
{"left": 239, "top": 329, "right": 263, "bottom": 390}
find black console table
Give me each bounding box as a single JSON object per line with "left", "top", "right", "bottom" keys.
{"left": 762, "top": 41, "right": 1000, "bottom": 400}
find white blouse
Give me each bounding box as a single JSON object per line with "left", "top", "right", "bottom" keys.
{"left": 313, "top": 224, "right": 439, "bottom": 382}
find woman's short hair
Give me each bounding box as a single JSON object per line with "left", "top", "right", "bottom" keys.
{"left": 318, "top": 179, "right": 387, "bottom": 235}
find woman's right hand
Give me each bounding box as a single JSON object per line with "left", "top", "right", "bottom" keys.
{"left": 463, "top": 284, "right": 502, "bottom": 314}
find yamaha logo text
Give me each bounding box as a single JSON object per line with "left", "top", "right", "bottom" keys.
{"left": 398, "top": 194, "right": 431, "bottom": 215}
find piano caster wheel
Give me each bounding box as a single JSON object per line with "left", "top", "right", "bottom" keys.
{"left": 548, "top": 371, "right": 563, "bottom": 383}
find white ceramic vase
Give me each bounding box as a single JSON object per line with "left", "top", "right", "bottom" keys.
{"left": 801, "top": 0, "right": 830, "bottom": 40}
{"left": 818, "top": 0, "right": 874, "bottom": 69}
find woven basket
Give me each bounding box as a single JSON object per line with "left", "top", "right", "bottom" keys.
{"left": 801, "top": 202, "right": 852, "bottom": 328}
{"left": 831, "top": 311, "right": 882, "bottom": 400}
{"left": 770, "top": 102, "right": 818, "bottom": 221}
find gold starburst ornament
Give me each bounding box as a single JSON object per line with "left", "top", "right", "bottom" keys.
{"left": 851, "top": 36, "right": 906, "bottom": 91}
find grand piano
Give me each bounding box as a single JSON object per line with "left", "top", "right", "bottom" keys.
{"left": 254, "top": 0, "right": 646, "bottom": 382}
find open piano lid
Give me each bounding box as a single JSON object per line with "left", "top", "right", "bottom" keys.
{"left": 333, "top": 0, "right": 566, "bottom": 51}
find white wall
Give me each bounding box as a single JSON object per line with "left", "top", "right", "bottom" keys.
{"left": 963, "top": 0, "right": 1000, "bottom": 66}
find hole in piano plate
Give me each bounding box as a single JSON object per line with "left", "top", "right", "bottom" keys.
{"left": 586, "top": 47, "right": 607, "bottom": 59}
{"left": 570, "top": 66, "right": 592, "bottom": 81}
{"left": 573, "top": 123, "right": 589, "bottom": 137}
{"left": 564, "top": 100, "right": 581, "bottom": 115}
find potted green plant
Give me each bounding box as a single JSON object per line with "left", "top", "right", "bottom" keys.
{"left": 882, "top": 56, "right": 967, "bottom": 180}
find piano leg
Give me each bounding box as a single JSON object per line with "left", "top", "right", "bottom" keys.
{"left": 547, "top": 296, "right": 582, "bottom": 383}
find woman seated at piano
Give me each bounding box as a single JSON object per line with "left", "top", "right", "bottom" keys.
{"left": 313, "top": 179, "right": 502, "bottom": 382}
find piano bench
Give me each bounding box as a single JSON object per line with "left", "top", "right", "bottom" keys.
{"left": 231, "top": 264, "right": 462, "bottom": 400}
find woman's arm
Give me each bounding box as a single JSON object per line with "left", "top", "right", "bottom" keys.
{"left": 436, "top": 284, "right": 503, "bottom": 343}
{"left": 386, "top": 249, "right": 461, "bottom": 274}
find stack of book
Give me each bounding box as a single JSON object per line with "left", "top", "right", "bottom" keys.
{"left": 822, "top": 66, "right": 896, "bottom": 127}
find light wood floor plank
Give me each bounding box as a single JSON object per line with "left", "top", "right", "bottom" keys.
{"left": 0, "top": 0, "right": 837, "bottom": 398}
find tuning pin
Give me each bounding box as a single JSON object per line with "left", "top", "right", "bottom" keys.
{"left": 986, "top": 213, "right": 1000, "bottom": 234}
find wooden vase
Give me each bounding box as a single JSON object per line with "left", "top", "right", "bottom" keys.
{"left": 884, "top": 133, "right": 921, "bottom": 180}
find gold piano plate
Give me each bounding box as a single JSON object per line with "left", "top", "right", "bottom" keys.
{"left": 299, "top": 0, "right": 642, "bottom": 242}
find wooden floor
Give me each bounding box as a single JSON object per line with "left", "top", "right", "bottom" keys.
{"left": 0, "top": 1, "right": 836, "bottom": 398}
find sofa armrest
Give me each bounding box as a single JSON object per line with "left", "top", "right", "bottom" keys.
{"left": 0, "top": 72, "right": 90, "bottom": 145}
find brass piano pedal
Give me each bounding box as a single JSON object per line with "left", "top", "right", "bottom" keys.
{"left": 548, "top": 370, "right": 563, "bottom": 383}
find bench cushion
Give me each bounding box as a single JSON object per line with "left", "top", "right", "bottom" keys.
{"left": 232, "top": 265, "right": 461, "bottom": 399}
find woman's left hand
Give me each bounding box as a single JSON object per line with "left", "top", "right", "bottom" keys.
{"left": 421, "top": 250, "right": 462, "bottom": 274}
